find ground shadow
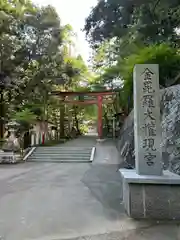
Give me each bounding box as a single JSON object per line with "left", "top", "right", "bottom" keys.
{"left": 82, "top": 164, "right": 125, "bottom": 219}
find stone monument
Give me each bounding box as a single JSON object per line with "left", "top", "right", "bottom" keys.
{"left": 120, "top": 64, "right": 180, "bottom": 219}
{"left": 0, "top": 121, "right": 21, "bottom": 163}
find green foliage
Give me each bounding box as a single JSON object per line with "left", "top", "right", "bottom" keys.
{"left": 13, "top": 109, "right": 36, "bottom": 122}
{"left": 79, "top": 124, "right": 88, "bottom": 134}
{"left": 84, "top": 0, "right": 180, "bottom": 48}
{"left": 83, "top": 105, "right": 97, "bottom": 120}
{"left": 90, "top": 39, "right": 119, "bottom": 71}
{"left": 93, "top": 43, "right": 180, "bottom": 111}
{"left": 12, "top": 108, "right": 36, "bottom": 132}
{"left": 29, "top": 106, "right": 43, "bottom": 117}
{"left": 0, "top": 0, "right": 94, "bottom": 137}
{"left": 96, "top": 64, "right": 122, "bottom": 86}
{"left": 85, "top": 0, "right": 180, "bottom": 115}
{"left": 119, "top": 44, "right": 180, "bottom": 108}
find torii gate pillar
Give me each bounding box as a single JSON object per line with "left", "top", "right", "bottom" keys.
{"left": 97, "top": 95, "right": 103, "bottom": 139}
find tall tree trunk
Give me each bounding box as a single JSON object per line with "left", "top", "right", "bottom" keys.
{"left": 103, "top": 110, "right": 110, "bottom": 132}
{"left": 0, "top": 89, "right": 4, "bottom": 139}
{"left": 74, "top": 106, "right": 80, "bottom": 134}
{"left": 55, "top": 110, "right": 58, "bottom": 140}
{"left": 60, "top": 103, "right": 65, "bottom": 138}
{"left": 67, "top": 105, "right": 72, "bottom": 134}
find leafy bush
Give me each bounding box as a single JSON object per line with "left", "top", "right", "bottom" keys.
{"left": 12, "top": 108, "right": 37, "bottom": 133}
{"left": 80, "top": 124, "right": 89, "bottom": 134}
{"left": 119, "top": 44, "right": 180, "bottom": 109}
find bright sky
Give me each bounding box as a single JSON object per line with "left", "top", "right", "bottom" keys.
{"left": 34, "top": 0, "right": 97, "bottom": 63}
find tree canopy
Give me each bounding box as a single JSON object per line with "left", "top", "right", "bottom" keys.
{"left": 84, "top": 0, "right": 180, "bottom": 114}
{"left": 0, "top": 0, "right": 94, "bottom": 139}
{"left": 84, "top": 0, "right": 180, "bottom": 48}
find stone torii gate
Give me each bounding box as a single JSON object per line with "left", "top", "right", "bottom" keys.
{"left": 51, "top": 90, "right": 116, "bottom": 139}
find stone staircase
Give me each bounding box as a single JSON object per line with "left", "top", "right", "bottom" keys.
{"left": 27, "top": 146, "right": 94, "bottom": 163}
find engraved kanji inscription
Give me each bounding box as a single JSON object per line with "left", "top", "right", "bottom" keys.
{"left": 142, "top": 121, "right": 156, "bottom": 137}
{"left": 144, "top": 108, "right": 155, "bottom": 121}
{"left": 142, "top": 95, "right": 155, "bottom": 108}
{"left": 143, "top": 81, "right": 155, "bottom": 94}
{"left": 144, "top": 152, "right": 156, "bottom": 166}
{"left": 142, "top": 68, "right": 154, "bottom": 81}
{"left": 143, "top": 138, "right": 156, "bottom": 151}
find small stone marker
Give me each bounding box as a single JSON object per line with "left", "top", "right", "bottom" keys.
{"left": 133, "top": 64, "right": 162, "bottom": 175}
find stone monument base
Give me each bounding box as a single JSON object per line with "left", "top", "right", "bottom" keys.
{"left": 120, "top": 169, "right": 180, "bottom": 220}
{"left": 0, "top": 151, "right": 22, "bottom": 164}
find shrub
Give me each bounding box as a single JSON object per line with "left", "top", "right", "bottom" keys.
{"left": 120, "top": 44, "right": 180, "bottom": 109}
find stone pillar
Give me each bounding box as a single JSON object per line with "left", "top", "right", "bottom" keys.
{"left": 119, "top": 64, "right": 180, "bottom": 220}
{"left": 31, "top": 132, "right": 35, "bottom": 146}
{"left": 36, "top": 132, "right": 39, "bottom": 145}
{"left": 133, "top": 64, "right": 162, "bottom": 175}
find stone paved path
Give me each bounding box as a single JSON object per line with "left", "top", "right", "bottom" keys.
{"left": 0, "top": 137, "right": 179, "bottom": 240}
{"left": 59, "top": 224, "right": 180, "bottom": 240}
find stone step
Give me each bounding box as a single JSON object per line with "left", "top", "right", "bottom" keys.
{"left": 29, "top": 155, "right": 91, "bottom": 159}
{"left": 36, "top": 147, "right": 93, "bottom": 150}
{"left": 34, "top": 150, "right": 92, "bottom": 153}
{"left": 36, "top": 155, "right": 92, "bottom": 158}
{"left": 29, "top": 159, "right": 91, "bottom": 162}
{"left": 29, "top": 154, "right": 91, "bottom": 159}
{"left": 27, "top": 146, "right": 94, "bottom": 163}
{"left": 27, "top": 158, "right": 92, "bottom": 163}
{"left": 32, "top": 151, "right": 91, "bottom": 156}
{"left": 32, "top": 155, "right": 91, "bottom": 158}
{"left": 34, "top": 151, "right": 92, "bottom": 154}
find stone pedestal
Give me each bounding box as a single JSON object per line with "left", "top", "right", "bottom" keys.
{"left": 0, "top": 150, "right": 22, "bottom": 163}
{"left": 120, "top": 169, "right": 180, "bottom": 219}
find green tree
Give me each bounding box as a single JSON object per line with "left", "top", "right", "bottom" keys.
{"left": 0, "top": 0, "right": 95, "bottom": 142}
{"left": 116, "top": 44, "right": 180, "bottom": 110}
{"left": 0, "top": 0, "right": 37, "bottom": 138}
{"left": 84, "top": 0, "right": 180, "bottom": 48}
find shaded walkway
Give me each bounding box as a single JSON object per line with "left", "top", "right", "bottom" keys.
{"left": 82, "top": 139, "right": 123, "bottom": 215}
{"left": 60, "top": 136, "right": 96, "bottom": 148}
{"left": 0, "top": 137, "right": 178, "bottom": 240}
{"left": 0, "top": 137, "right": 129, "bottom": 240}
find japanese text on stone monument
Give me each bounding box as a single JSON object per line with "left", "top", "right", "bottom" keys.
{"left": 141, "top": 68, "right": 157, "bottom": 166}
